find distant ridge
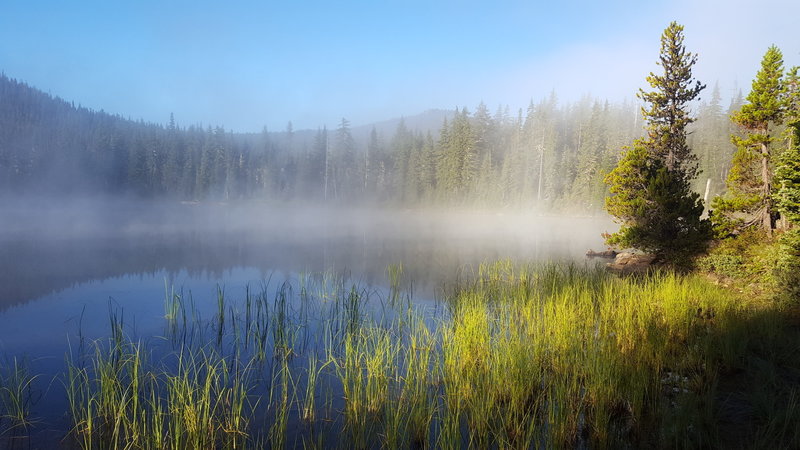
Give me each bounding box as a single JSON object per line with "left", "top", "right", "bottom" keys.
{"left": 351, "top": 109, "right": 454, "bottom": 141}
{"left": 0, "top": 71, "right": 454, "bottom": 143}
{"left": 265, "top": 109, "right": 456, "bottom": 146}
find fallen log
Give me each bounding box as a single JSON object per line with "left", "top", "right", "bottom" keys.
{"left": 586, "top": 249, "right": 618, "bottom": 258}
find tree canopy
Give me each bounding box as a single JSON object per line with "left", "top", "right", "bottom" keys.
{"left": 604, "top": 22, "right": 710, "bottom": 264}
{"left": 711, "top": 46, "right": 786, "bottom": 235}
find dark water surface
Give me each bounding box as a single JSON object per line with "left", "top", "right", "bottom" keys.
{"left": 0, "top": 199, "right": 614, "bottom": 447}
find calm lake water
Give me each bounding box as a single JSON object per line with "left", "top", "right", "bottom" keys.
{"left": 0, "top": 199, "right": 614, "bottom": 447}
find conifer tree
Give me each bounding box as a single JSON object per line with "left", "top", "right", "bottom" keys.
{"left": 712, "top": 46, "right": 785, "bottom": 235}
{"left": 366, "top": 126, "right": 379, "bottom": 192}
{"left": 783, "top": 66, "right": 800, "bottom": 147}
{"left": 775, "top": 67, "right": 800, "bottom": 224}
{"left": 436, "top": 116, "right": 460, "bottom": 198}
{"left": 604, "top": 22, "right": 710, "bottom": 264}
{"left": 419, "top": 132, "right": 437, "bottom": 199}
{"left": 310, "top": 126, "right": 328, "bottom": 199}
{"left": 571, "top": 101, "right": 606, "bottom": 209}
{"left": 639, "top": 21, "right": 706, "bottom": 182}
{"left": 391, "top": 119, "right": 414, "bottom": 201}
{"left": 606, "top": 145, "right": 707, "bottom": 261}
{"left": 775, "top": 122, "right": 800, "bottom": 224}
{"left": 691, "top": 82, "right": 732, "bottom": 194}
{"left": 334, "top": 117, "right": 357, "bottom": 199}
{"left": 452, "top": 108, "right": 476, "bottom": 197}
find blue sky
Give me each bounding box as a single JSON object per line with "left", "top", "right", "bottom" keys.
{"left": 1, "top": 0, "right": 798, "bottom": 132}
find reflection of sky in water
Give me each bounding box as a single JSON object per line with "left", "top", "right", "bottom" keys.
{"left": 0, "top": 266, "right": 306, "bottom": 443}
{"left": 0, "top": 267, "right": 285, "bottom": 359}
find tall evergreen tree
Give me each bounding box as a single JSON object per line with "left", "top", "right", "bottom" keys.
{"left": 571, "top": 101, "right": 607, "bottom": 210}
{"left": 316, "top": 126, "right": 329, "bottom": 199}
{"left": 535, "top": 94, "right": 560, "bottom": 204}
{"left": 774, "top": 66, "right": 800, "bottom": 224}
{"left": 638, "top": 21, "right": 706, "bottom": 181}
{"left": 784, "top": 66, "right": 800, "bottom": 142}
{"left": 390, "top": 119, "right": 414, "bottom": 201}
{"left": 473, "top": 101, "right": 494, "bottom": 167}
{"left": 775, "top": 122, "right": 800, "bottom": 224}
{"left": 605, "top": 22, "right": 710, "bottom": 264}
{"left": 435, "top": 117, "right": 455, "bottom": 198}
{"left": 453, "top": 108, "right": 476, "bottom": 197}
{"left": 712, "top": 46, "right": 785, "bottom": 235}
{"left": 691, "top": 82, "right": 732, "bottom": 196}
{"left": 334, "top": 117, "right": 357, "bottom": 199}
{"left": 366, "top": 126, "right": 380, "bottom": 193}
{"left": 419, "top": 132, "right": 437, "bottom": 198}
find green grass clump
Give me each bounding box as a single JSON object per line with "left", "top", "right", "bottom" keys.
{"left": 65, "top": 339, "right": 255, "bottom": 450}
{"left": 438, "top": 262, "right": 751, "bottom": 448}
{"left": 0, "top": 357, "right": 39, "bottom": 437}
{"left": 444, "top": 261, "right": 800, "bottom": 448}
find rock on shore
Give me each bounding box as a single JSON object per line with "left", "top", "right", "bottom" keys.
{"left": 606, "top": 252, "right": 657, "bottom": 274}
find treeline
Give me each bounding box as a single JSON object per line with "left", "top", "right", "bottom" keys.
{"left": 0, "top": 74, "right": 297, "bottom": 199}
{"left": 0, "top": 73, "right": 739, "bottom": 210}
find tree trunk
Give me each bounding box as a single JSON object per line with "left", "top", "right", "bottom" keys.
{"left": 537, "top": 144, "right": 544, "bottom": 202}
{"left": 761, "top": 140, "right": 773, "bottom": 236}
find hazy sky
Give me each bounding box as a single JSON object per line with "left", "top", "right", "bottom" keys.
{"left": 1, "top": 0, "right": 798, "bottom": 132}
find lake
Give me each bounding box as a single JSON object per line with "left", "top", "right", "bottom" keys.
{"left": 0, "top": 199, "right": 614, "bottom": 448}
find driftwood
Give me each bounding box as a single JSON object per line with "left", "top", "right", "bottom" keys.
{"left": 586, "top": 249, "right": 618, "bottom": 258}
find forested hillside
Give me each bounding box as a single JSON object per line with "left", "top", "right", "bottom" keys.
{"left": 0, "top": 73, "right": 738, "bottom": 210}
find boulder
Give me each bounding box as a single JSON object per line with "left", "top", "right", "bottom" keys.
{"left": 606, "top": 252, "right": 657, "bottom": 274}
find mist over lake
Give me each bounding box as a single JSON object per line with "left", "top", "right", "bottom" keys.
{"left": 0, "top": 198, "right": 613, "bottom": 311}
{"left": 0, "top": 197, "right": 616, "bottom": 446}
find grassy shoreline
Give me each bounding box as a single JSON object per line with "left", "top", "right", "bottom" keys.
{"left": 2, "top": 261, "right": 798, "bottom": 448}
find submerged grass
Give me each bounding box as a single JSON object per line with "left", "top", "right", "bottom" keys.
{"left": 8, "top": 261, "right": 800, "bottom": 448}
{"left": 0, "top": 357, "right": 39, "bottom": 438}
